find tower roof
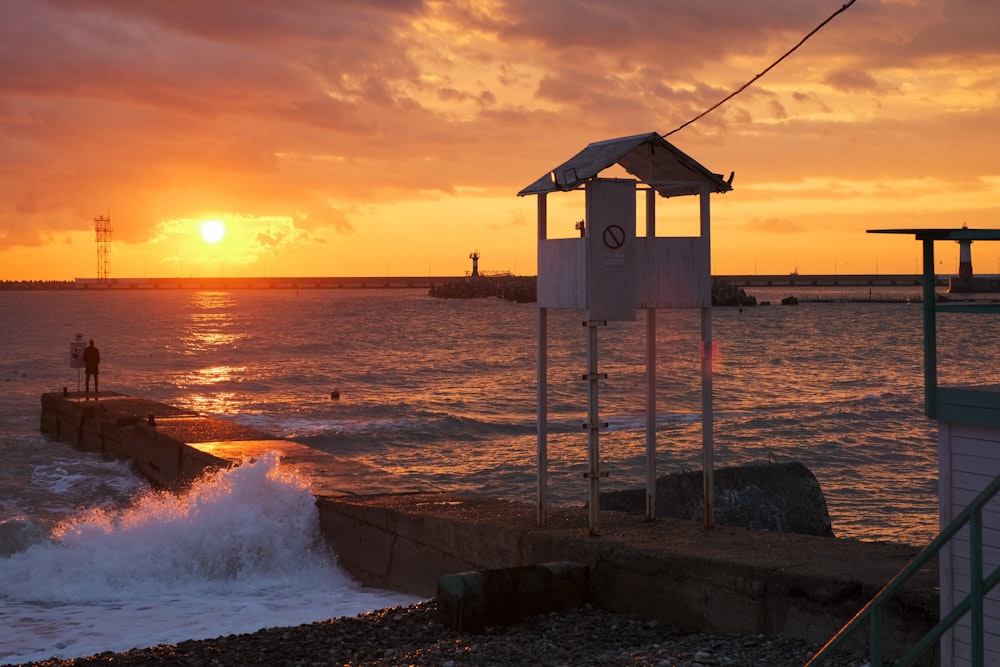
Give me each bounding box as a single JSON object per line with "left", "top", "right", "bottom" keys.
{"left": 517, "top": 132, "right": 732, "bottom": 198}
{"left": 869, "top": 228, "right": 1000, "bottom": 241}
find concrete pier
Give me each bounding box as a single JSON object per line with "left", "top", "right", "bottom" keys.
{"left": 39, "top": 391, "right": 434, "bottom": 494}
{"left": 40, "top": 391, "right": 939, "bottom": 662}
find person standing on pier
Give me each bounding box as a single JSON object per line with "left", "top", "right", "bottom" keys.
{"left": 84, "top": 339, "right": 100, "bottom": 398}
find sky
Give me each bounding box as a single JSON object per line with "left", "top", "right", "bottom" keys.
{"left": 2, "top": 0, "right": 1000, "bottom": 280}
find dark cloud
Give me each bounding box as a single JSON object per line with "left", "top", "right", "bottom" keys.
{"left": 824, "top": 69, "right": 881, "bottom": 93}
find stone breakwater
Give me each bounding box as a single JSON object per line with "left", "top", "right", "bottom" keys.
{"left": 428, "top": 274, "right": 536, "bottom": 302}
{"left": 14, "top": 602, "right": 862, "bottom": 667}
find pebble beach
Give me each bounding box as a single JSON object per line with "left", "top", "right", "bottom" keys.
{"left": 14, "top": 601, "right": 864, "bottom": 667}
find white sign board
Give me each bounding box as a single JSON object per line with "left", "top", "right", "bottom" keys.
{"left": 70, "top": 333, "right": 86, "bottom": 369}
{"left": 586, "top": 179, "right": 636, "bottom": 321}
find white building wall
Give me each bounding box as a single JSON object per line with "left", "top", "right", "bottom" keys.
{"left": 537, "top": 238, "right": 586, "bottom": 309}
{"left": 938, "top": 421, "right": 1000, "bottom": 667}
{"left": 635, "top": 237, "right": 709, "bottom": 308}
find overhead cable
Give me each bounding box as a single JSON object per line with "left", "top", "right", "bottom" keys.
{"left": 663, "top": 0, "right": 857, "bottom": 137}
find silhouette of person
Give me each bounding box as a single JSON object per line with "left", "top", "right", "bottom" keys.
{"left": 83, "top": 339, "right": 100, "bottom": 398}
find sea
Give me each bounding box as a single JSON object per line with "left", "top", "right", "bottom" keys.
{"left": 1, "top": 284, "right": 998, "bottom": 664}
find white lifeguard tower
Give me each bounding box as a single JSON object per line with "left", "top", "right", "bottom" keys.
{"left": 518, "top": 132, "right": 733, "bottom": 533}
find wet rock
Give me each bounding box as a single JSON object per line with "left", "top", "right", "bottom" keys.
{"left": 429, "top": 275, "right": 536, "bottom": 303}
{"left": 600, "top": 461, "right": 835, "bottom": 537}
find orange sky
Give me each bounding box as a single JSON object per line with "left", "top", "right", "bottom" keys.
{"left": 2, "top": 0, "right": 999, "bottom": 280}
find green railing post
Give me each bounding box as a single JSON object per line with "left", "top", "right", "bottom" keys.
{"left": 921, "top": 238, "right": 937, "bottom": 419}
{"left": 971, "top": 510, "right": 984, "bottom": 667}
{"left": 870, "top": 604, "right": 883, "bottom": 667}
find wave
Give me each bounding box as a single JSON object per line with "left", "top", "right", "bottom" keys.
{"left": 0, "top": 453, "right": 338, "bottom": 602}
{"left": 0, "top": 453, "right": 420, "bottom": 664}
{"left": 0, "top": 517, "right": 48, "bottom": 557}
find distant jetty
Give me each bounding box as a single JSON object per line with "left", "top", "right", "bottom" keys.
{"left": 948, "top": 276, "right": 1000, "bottom": 293}
{"left": 429, "top": 276, "right": 760, "bottom": 307}
{"left": 428, "top": 274, "right": 536, "bottom": 302}
{"left": 711, "top": 278, "right": 757, "bottom": 307}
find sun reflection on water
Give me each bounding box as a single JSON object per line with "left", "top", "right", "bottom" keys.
{"left": 187, "top": 392, "right": 243, "bottom": 414}
{"left": 181, "top": 292, "right": 249, "bottom": 354}
{"left": 188, "top": 366, "right": 246, "bottom": 385}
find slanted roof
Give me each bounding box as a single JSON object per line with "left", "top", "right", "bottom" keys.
{"left": 517, "top": 132, "right": 733, "bottom": 198}
{"left": 868, "top": 228, "right": 1000, "bottom": 241}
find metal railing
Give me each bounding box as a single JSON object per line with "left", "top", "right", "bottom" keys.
{"left": 807, "top": 472, "right": 1000, "bottom": 666}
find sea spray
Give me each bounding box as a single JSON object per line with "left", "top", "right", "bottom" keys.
{"left": 0, "top": 452, "right": 420, "bottom": 663}
{"left": 0, "top": 452, "right": 341, "bottom": 601}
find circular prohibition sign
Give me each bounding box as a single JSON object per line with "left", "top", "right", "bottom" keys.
{"left": 602, "top": 224, "right": 626, "bottom": 249}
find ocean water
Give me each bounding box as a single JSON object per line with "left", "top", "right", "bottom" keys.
{"left": 1, "top": 285, "right": 996, "bottom": 663}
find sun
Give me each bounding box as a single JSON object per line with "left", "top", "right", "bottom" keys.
{"left": 200, "top": 220, "right": 226, "bottom": 243}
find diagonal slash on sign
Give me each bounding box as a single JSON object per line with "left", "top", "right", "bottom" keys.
{"left": 603, "top": 224, "right": 626, "bottom": 249}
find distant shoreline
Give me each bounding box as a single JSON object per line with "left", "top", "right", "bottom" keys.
{"left": 0, "top": 273, "right": 953, "bottom": 291}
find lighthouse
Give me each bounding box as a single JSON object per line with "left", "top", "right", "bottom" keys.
{"left": 469, "top": 250, "right": 480, "bottom": 277}
{"left": 958, "top": 238, "right": 973, "bottom": 280}
{"left": 947, "top": 225, "right": 1000, "bottom": 293}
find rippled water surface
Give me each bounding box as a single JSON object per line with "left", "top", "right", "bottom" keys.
{"left": 3, "top": 285, "right": 995, "bottom": 662}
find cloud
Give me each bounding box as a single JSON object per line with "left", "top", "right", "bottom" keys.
{"left": 747, "top": 217, "right": 804, "bottom": 233}
{"left": 824, "top": 69, "right": 882, "bottom": 93}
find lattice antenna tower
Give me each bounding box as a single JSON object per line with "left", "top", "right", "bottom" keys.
{"left": 94, "top": 214, "right": 112, "bottom": 280}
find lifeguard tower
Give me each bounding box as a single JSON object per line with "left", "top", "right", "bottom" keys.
{"left": 517, "top": 132, "right": 733, "bottom": 533}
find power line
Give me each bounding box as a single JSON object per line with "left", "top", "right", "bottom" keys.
{"left": 663, "top": 0, "right": 857, "bottom": 137}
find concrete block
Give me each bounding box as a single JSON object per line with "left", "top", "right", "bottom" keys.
{"left": 437, "top": 562, "right": 589, "bottom": 633}
{"left": 601, "top": 461, "right": 834, "bottom": 536}
{"left": 317, "top": 501, "right": 481, "bottom": 597}
{"left": 121, "top": 426, "right": 182, "bottom": 485}
{"left": 178, "top": 446, "right": 228, "bottom": 481}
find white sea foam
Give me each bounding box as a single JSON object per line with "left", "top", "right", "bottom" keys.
{"left": 0, "top": 453, "right": 420, "bottom": 664}
{"left": 30, "top": 456, "right": 146, "bottom": 498}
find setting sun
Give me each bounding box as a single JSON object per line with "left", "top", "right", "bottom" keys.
{"left": 200, "top": 220, "right": 226, "bottom": 244}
